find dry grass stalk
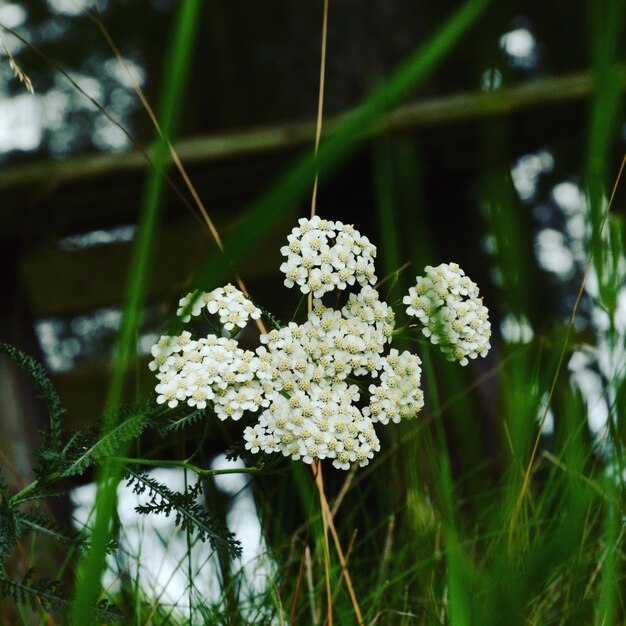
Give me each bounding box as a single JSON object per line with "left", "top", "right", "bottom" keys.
{"left": 2, "top": 39, "right": 34, "bottom": 94}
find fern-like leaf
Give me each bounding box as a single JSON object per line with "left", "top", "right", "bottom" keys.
{"left": 0, "top": 570, "right": 122, "bottom": 622}
{"left": 95, "top": 598, "right": 124, "bottom": 623}
{"left": 224, "top": 442, "right": 247, "bottom": 463}
{"left": 63, "top": 408, "right": 151, "bottom": 477}
{"left": 16, "top": 509, "right": 86, "bottom": 551}
{"left": 259, "top": 306, "right": 282, "bottom": 330}
{"left": 0, "top": 342, "right": 64, "bottom": 451}
{"left": 0, "top": 480, "right": 18, "bottom": 560}
{"left": 158, "top": 408, "right": 206, "bottom": 435}
{"left": 9, "top": 489, "right": 68, "bottom": 506}
{"left": 126, "top": 470, "right": 241, "bottom": 559}
{"left": 0, "top": 570, "right": 66, "bottom": 613}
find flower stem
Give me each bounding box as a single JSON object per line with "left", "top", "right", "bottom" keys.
{"left": 110, "top": 456, "right": 276, "bottom": 477}
{"left": 312, "top": 460, "right": 364, "bottom": 626}
{"left": 312, "top": 460, "right": 333, "bottom": 626}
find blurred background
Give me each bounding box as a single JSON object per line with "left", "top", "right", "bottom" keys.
{"left": 0, "top": 0, "right": 625, "bottom": 621}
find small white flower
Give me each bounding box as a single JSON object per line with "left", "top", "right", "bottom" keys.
{"left": 404, "top": 263, "right": 491, "bottom": 365}
{"left": 176, "top": 285, "right": 261, "bottom": 332}
{"left": 279, "top": 216, "right": 378, "bottom": 296}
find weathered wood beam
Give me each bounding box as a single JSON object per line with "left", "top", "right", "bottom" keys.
{"left": 1, "top": 68, "right": 623, "bottom": 193}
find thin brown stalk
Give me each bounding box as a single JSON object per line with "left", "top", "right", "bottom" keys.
{"left": 89, "top": 13, "right": 268, "bottom": 334}
{"left": 323, "top": 530, "right": 358, "bottom": 626}
{"left": 313, "top": 460, "right": 334, "bottom": 626}
{"left": 314, "top": 462, "right": 364, "bottom": 625}
{"left": 89, "top": 16, "right": 222, "bottom": 249}
{"left": 3, "top": 17, "right": 267, "bottom": 342}
{"left": 290, "top": 546, "right": 308, "bottom": 625}
{"left": 330, "top": 466, "right": 356, "bottom": 518}
{"left": 308, "top": 2, "right": 338, "bottom": 622}
{"left": 310, "top": 0, "right": 329, "bottom": 218}
{"left": 0, "top": 21, "right": 209, "bottom": 225}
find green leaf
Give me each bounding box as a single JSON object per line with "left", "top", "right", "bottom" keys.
{"left": 158, "top": 408, "right": 206, "bottom": 435}
{"left": 16, "top": 509, "right": 86, "bottom": 551}
{"left": 63, "top": 410, "right": 150, "bottom": 477}
{"left": 0, "top": 570, "right": 122, "bottom": 622}
{"left": 0, "top": 497, "right": 17, "bottom": 561}
{"left": 126, "top": 470, "right": 242, "bottom": 560}
{"left": 0, "top": 342, "right": 64, "bottom": 450}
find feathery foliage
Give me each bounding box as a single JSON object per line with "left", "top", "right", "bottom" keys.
{"left": 224, "top": 442, "right": 248, "bottom": 463}
{"left": 15, "top": 509, "right": 86, "bottom": 551}
{"left": 259, "top": 306, "right": 283, "bottom": 331}
{"left": 159, "top": 408, "right": 206, "bottom": 435}
{"left": 125, "top": 470, "right": 242, "bottom": 560}
{"left": 60, "top": 403, "right": 152, "bottom": 477}
{"left": 0, "top": 345, "right": 131, "bottom": 620}
{"left": 0, "top": 342, "right": 64, "bottom": 451}
{"left": 0, "top": 475, "right": 17, "bottom": 561}
{"left": 0, "top": 570, "right": 122, "bottom": 622}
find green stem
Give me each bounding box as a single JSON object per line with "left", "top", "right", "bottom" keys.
{"left": 110, "top": 457, "right": 278, "bottom": 477}
{"left": 9, "top": 473, "right": 61, "bottom": 505}
{"left": 7, "top": 457, "right": 276, "bottom": 507}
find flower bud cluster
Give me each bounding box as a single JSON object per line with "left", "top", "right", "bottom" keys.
{"left": 279, "top": 216, "right": 377, "bottom": 297}
{"left": 177, "top": 284, "right": 261, "bottom": 330}
{"left": 404, "top": 262, "right": 491, "bottom": 366}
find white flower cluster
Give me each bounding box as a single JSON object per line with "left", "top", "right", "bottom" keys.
{"left": 404, "top": 262, "right": 491, "bottom": 366}
{"left": 256, "top": 286, "right": 395, "bottom": 387}
{"left": 150, "top": 333, "right": 266, "bottom": 420}
{"left": 279, "top": 216, "right": 377, "bottom": 297}
{"left": 176, "top": 284, "right": 261, "bottom": 331}
{"left": 245, "top": 381, "right": 381, "bottom": 470}
{"left": 241, "top": 287, "right": 399, "bottom": 469}
{"left": 364, "top": 350, "right": 425, "bottom": 424}
{"left": 151, "top": 219, "right": 492, "bottom": 471}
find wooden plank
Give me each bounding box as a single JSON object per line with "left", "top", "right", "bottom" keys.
{"left": 2, "top": 68, "right": 624, "bottom": 194}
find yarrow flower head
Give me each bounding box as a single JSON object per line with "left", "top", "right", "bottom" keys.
{"left": 403, "top": 262, "right": 491, "bottom": 366}
{"left": 235, "top": 285, "right": 398, "bottom": 469}
{"left": 177, "top": 284, "right": 261, "bottom": 331}
{"left": 149, "top": 333, "right": 265, "bottom": 419}
{"left": 151, "top": 220, "right": 491, "bottom": 470}
{"left": 243, "top": 380, "right": 381, "bottom": 470}
{"left": 279, "top": 215, "right": 377, "bottom": 297}
{"left": 363, "top": 349, "right": 425, "bottom": 424}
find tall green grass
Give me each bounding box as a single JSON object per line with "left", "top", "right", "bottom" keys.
{"left": 70, "top": 1, "right": 202, "bottom": 622}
